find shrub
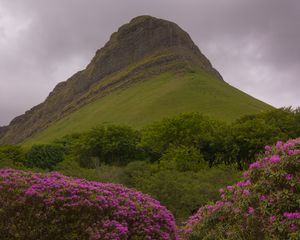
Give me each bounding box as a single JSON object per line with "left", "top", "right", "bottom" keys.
{"left": 135, "top": 166, "right": 240, "bottom": 224}
{"left": 121, "top": 161, "right": 152, "bottom": 187}
{"left": 159, "top": 146, "right": 206, "bottom": 172}
{"left": 26, "top": 144, "right": 64, "bottom": 170}
{"left": 182, "top": 138, "right": 300, "bottom": 239}
{"left": 0, "top": 145, "right": 25, "bottom": 165}
{"left": 0, "top": 168, "right": 178, "bottom": 240}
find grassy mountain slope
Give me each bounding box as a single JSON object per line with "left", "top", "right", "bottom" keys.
{"left": 0, "top": 15, "right": 273, "bottom": 145}
{"left": 24, "top": 68, "right": 271, "bottom": 145}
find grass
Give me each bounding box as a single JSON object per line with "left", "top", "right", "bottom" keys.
{"left": 24, "top": 68, "right": 272, "bottom": 145}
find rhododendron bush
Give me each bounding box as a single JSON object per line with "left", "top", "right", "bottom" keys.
{"left": 0, "top": 169, "right": 178, "bottom": 240}
{"left": 183, "top": 139, "right": 300, "bottom": 239}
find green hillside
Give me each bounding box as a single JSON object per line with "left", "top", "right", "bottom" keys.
{"left": 24, "top": 68, "right": 272, "bottom": 145}
{"left": 0, "top": 16, "right": 273, "bottom": 145}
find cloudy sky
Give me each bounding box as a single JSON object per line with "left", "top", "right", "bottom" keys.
{"left": 0, "top": 0, "right": 299, "bottom": 126}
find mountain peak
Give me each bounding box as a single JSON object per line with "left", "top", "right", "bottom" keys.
{"left": 87, "top": 15, "right": 221, "bottom": 87}
{"left": 0, "top": 16, "right": 231, "bottom": 144}
{"left": 105, "top": 15, "right": 201, "bottom": 60}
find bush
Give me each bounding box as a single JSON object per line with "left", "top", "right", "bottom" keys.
{"left": 0, "top": 168, "right": 178, "bottom": 240}
{"left": 55, "top": 158, "right": 124, "bottom": 184}
{"left": 26, "top": 144, "right": 65, "bottom": 170}
{"left": 134, "top": 167, "right": 240, "bottom": 223}
{"left": 0, "top": 145, "right": 25, "bottom": 165}
{"left": 159, "top": 146, "right": 206, "bottom": 172}
{"left": 121, "top": 161, "right": 152, "bottom": 187}
{"left": 182, "top": 138, "right": 300, "bottom": 239}
{"left": 54, "top": 158, "right": 240, "bottom": 224}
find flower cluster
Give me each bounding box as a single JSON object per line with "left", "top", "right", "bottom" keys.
{"left": 182, "top": 138, "right": 300, "bottom": 239}
{"left": 0, "top": 168, "right": 178, "bottom": 240}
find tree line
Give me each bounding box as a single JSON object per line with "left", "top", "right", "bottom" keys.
{"left": 1, "top": 107, "right": 299, "bottom": 171}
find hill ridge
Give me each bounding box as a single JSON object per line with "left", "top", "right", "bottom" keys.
{"left": 0, "top": 16, "right": 271, "bottom": 144}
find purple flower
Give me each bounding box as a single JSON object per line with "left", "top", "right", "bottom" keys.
{"left": 269, "top": 216, "right": 277, "bottom": 223}
{"left": 259, "top": 195, "right": 267, "bottom": 201}
{"left": 276, "top": 141, "right": 284, "bottom": 150}
{"left": 237, "top": 180, "right": 251, "bottom": 187}
{"left": 247, "top": 207, "right": 255, "bottom": 215}
{"left": 265, "top": 145, "right": 272, "bottom": 151}
{"left": 269, "top": 155, "right": 280, "bottom": 164}
{"left": 286, "top": 174, "right": 293, "bottom": 181}
{"left": 0, "top": 168, "right": 179, "bottom": 239}
{"left": 242, "top": 189, "right": 250, "bottom": 196}
{"left": 249, "top": 161, "right": 261, "bottom": 169}
{"left": 218, "top": 188, "right": 224, "bottom": 193}
{"left": 284, "top": 212, "right": 300, "bottom": 219}
{"left": 243, "top": 172, "right": 250, "bottom": 178}
{"left": 289, "top": 224, "right": 298, "bottom": 232}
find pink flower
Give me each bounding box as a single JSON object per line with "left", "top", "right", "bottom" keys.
{"left": 259, "top": 195, "right": 267, "bottom": 201}
{"left": 276, "top": 141, "right": 284, "bottom": 150}
{"left": 218, "top": 188, "right": 224, "bottom": 193}
{"left": 243, "top": 171, "right": 250, "bottom": 178}
{"left": 247, "top": 207, "right": 255, "bottom": 215}
{"left": 265, "top": 145, "right": 272, "bottom": 151}
{"left": 269, "top": 216, "right": 276, "bottom": 223}
{"left": 286, "top": 174, "right": 293, "bottom": 181}
{"left": 284, "top": 212, "right": 300, "bottom": 219}
{"left": 242, "top": 189, "right": 250, "bottom": 196}
{"left": 269, "top": 155, "right": 280, "bottom": 164}
{"left": 289, "top": 224, "right": 298, "bottom": 232}
{"left": 237, "top": 180, "right": 251, "bottom": 187}
{"left": 249, "top": 161, "right": 261, "bottom": 169}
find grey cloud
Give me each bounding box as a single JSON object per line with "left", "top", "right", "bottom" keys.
{"left": 0, "top": 0, "right": 299, "bottom": 125}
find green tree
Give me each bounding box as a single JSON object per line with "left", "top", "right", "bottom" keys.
{"left": 230, "top": 118, "right": 284, "bottom": 169}
{"left": 295, "top": 107, "right": 300, "bottom": 137}
{"left": 141, "top": 112, "right": 226, "bottom": 166}
{"left": 261, "top": 107, "right": 297, "bottom": 138}
{"left": 75, "top": 125, "right": 142, "bottom": 168}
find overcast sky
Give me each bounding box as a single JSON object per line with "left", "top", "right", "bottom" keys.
{"left": 0, "top": 0, "right": 299, "bottom": 126}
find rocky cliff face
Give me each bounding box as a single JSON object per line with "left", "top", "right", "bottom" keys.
{"left": 0, "top": 15, "right": 223, "bottom": 144}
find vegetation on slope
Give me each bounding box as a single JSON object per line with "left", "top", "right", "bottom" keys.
{"left": 1, "top": 109, "right": 299, "bottom": 224}
{"left": 24, "top": 69, "right": 271, "bottom": 145}
{"left": 0, "top": 15, "right": 224, "bottom": 144}
{"left": 0, "top": 15, "right": 271, "bottom": 145}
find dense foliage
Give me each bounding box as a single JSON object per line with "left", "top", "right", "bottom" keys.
{"left": 0, "top": 145, "right": 24, "bottom": 166}
{"left": 141, "top": 112, "right": 225, "bottom": 167}
{"left": 26, "top": 144, "right": 65, "bottom": 170}
{"left": 141, "top": 109, "right": 300, "bottom": 169}
{"left": 0, "top": 108, "right": 299, "bottom": 230}
{"left": 2, "top": 108, "right": 299, "bottom": 171}
{"left": 182, "top": 138, "right": 300, "bottom": 239}
{"left": 72, "top": 125, "right": 142, "bottom": 168}
{"left": 55, "top": 159, "right": 240, "bottom": 223}
{"left": 0, "top": 168, "right": 178, "bottom": 240}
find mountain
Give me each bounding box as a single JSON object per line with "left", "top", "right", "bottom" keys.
{"left": 0, "top": 15, "right": 272, "bottom": 145}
